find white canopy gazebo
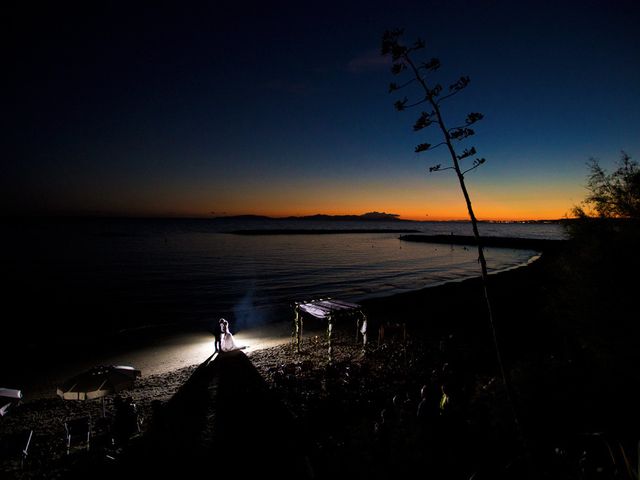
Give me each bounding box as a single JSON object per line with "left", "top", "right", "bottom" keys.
{"left": 293, "top": 298, "right": 367, "bottom": 360}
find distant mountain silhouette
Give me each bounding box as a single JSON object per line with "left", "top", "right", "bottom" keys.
{"left": 212, "top": 211, "right": 412, "bottom": 222}
{"left": 212, "top": 214, "right": 274, "bottom": 220}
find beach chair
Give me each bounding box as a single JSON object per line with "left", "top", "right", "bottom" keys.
{"left": 64, "top": 415, "right": 91, "bottom": 454}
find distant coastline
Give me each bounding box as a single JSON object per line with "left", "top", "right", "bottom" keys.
{"left": 211, "top": 212, "right": 566, "bottom": 224}
{"left": 211, "top": 211, "right": 412, "bottom": 222}
{"left": 231, "top": 228, "right": 420, "bottom": 235}
{"left": 3, "top": 213, "right": 567, "bottom": 224}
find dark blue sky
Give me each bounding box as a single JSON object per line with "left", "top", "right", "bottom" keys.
{"left": 3, "top": 0, "right": 639, "bottom": 219}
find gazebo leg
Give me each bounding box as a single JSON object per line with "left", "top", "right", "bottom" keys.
{"left": 327, "top": 317, "right": 333, "bottom": 361}
{"left": 294, "top": 308, "right": 301, "bottom": 353}
{"left": 361, "top": 314, "right": 368, "bottom": 348}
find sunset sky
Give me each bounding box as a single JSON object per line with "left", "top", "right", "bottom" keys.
{"left": 3, "top": 0, "right": 639, "bottom": 220}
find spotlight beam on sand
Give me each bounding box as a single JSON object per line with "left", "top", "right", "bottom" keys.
{"left": 231, "top": 332, "right": 287, "bottom": 353}
{"left": 91, "top": 323, "right": 292, "bottom": 380}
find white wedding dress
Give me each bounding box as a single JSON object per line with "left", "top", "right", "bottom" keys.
{"left": 220, "top": 321, "right": 239, "bottom": 352}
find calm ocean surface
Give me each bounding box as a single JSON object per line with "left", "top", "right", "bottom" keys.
{"left": 2, "top": 218, "right": 565, "bottom": 345}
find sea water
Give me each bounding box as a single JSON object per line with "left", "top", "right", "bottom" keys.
{"left": 1, "top": 218, "right": 565, "bottom": 346}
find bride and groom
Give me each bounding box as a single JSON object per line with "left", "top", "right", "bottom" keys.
{"left": 213, "top": 317, "right": 240, "bottom": 352}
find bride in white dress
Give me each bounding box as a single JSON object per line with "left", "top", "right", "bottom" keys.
{"left": 219, "top": 318, "right": 239, "bottom": 352}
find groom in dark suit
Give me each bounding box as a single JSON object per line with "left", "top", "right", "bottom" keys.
{"left": 212, "top": 319, "right": 222, "bottom": 353}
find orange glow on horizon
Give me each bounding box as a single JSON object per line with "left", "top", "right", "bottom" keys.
{"left": 192, "top": 205, "right": 573, "bottom": 222}
{"left": 72, "top": 205, "right": 574, "bottom": 222}
{"left": 101, "top": 196, "right": 574, "bottom": 221}
{"left": 62, "top": 177, "right": 579, "bottom": 222}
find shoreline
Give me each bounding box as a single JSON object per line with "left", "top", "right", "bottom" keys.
{"left": 7, "top": 321, "right": 298, "bottom": 401}
{"left": 1, "top": 245, "right": 568, "bottom": 478}
{"left": 7, "top": 248, "right": 546, "bottom": 401}
{"left": 5, "top": 247, "right": 549, "bottom": 402}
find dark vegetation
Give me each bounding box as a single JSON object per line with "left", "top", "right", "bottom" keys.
{"left": 247, "top": 219, "right": 640, "bottom": 479}
{"left": 380, "top": 25, "right": 639, "bottom": 476}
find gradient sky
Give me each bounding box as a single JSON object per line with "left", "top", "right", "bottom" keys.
{"left": 3, "top": 0, "right": 639, "bottom": 220}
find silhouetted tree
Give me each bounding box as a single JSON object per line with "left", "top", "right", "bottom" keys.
{"left": 573, "top": 151, "right": 640, "bottom": 220}
{"left": 381, "top": 28, "right": 525, "bottom": 449}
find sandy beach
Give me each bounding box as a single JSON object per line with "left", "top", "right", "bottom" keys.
{"left": 13, "top": 321, "right": 295, "bottom": 401}
{"left": 0, "top": 306, "right": 331, "bottom": 478}
{"left": 0, "top": 321, "right": 299, "bottom": 476}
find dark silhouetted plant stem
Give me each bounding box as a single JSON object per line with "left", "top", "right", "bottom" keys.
{"left": 404, "top": 53, "right": 527, "bottom": 457}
